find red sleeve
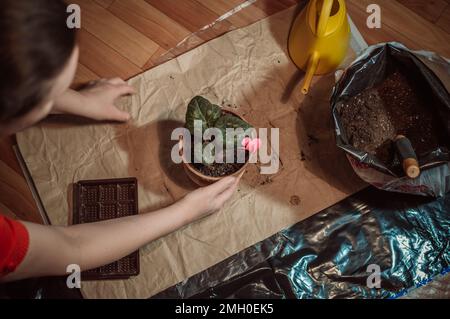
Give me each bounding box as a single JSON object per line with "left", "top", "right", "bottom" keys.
{"left": 0, "top": 215, "right": 30, "bottom": 277}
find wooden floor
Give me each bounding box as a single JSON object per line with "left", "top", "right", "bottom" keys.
{"left": 73, "top": 0, "right": 450, "bottom": 86}
{"left": 1, "top": 0, "right": 450, "bottom": 223}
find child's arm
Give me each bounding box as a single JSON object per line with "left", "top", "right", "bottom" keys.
{"left": 1, "top": 177, "right": 239, "bottom": 282}
{"left": 52, "top": 78, "right": 134, "bottom": 121}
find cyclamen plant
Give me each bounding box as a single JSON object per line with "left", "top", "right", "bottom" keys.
{"left": 185, "top": 96, "right": 260, "bottom": 165}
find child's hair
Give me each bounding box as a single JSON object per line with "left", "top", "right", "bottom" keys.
{"left": 0, "top": 0, "right": 77, "bottom": 121}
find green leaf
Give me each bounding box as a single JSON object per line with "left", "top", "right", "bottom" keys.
{"left": 193, "top": 141, "right": 216, "bottom": 166}
{"left": 215, "top": 114, "right": 252, "bottom": 148}
{"left": 186, "top": 96, "right": 222, "bottom": 134}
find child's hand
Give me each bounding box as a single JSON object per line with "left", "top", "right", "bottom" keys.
{"left": 183, "top": 176, "right": 241, "bottom": 222}
{"left": 78, "top": 78, "right": 135, "bottom": 121}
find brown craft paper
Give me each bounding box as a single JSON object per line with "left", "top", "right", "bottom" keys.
{"left": 17, "top": 7, "right": 367, "bottom": 298}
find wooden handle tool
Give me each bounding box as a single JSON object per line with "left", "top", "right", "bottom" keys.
{"left": 394, "top": 135, "right": 420, "bottom": 179}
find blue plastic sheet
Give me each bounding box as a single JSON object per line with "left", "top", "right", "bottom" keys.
{"left": 156, "top": 187, "right": 450, "bottom": 299}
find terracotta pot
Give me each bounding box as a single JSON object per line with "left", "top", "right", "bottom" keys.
{"left": 179, "top": 109, "right": 251, "bottom": 186}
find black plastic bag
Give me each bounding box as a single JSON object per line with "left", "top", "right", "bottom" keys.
{"left": 331, "top": 43, "right": 450, "bottom": 197}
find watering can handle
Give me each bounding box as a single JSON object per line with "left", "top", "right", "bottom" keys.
{"left": 314, "top": 0, "right": 334, "bottom": 37}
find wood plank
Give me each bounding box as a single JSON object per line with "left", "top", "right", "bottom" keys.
{"left": 226, "top": 5, "right": 268, "bottom": 29}
{"left": 0, "top": 136, "right": 21, "bottom": 174}
{"left": 144, "top": 0, "right": 233, "bottom": 40}
{"left": 347, "top": 1, "right": 418, "bottom": 47}
{"left": 396, "top": 0, "right": 448, "bottom": 23}
{"left": 94, "top": 0, "right": 114, "bottom": 9}
{"left": 437, "top": 6, "right": 450, "bottom": 34}
{"left": 254, "top": 0, "right": 297, "bottom": 15}
{"left": 0, "top": 136, "right": 41, "bottom": 223}
{"left": 73, "top": 0, "right": 160, "bottom": 68}
{"left": 0, "top": 160, "right": 42, "bottom": 224}
{"left": 0, "top": 202, "right": 17, "bottom": 220}
{"left": 349, "top": 0, "right": 450, "bottom": 57}
{"left": 73, "top": 63, "right": 100, "bottom": 87}
{"left": 108, "top": 0, "right": 193, "bottom": 50}
{"left": 146, "top": 46, "right": 172, "bottom": 69}
{"left": 195, "top": 0, "right": 244, "bottom": 16}
{"left": 145, "top": 0, "right": 222, "bottom": 31}
{"left": 196, "top": 0, "right": 268, "bottom": 28}
{"left": 78, "top": 28, "right": 142, "bottom": 79}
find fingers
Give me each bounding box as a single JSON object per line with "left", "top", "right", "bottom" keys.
{"left": 185, "top": 173, "right": 244, "bottom": 218}
{"left": 106, "top": 78, "right": 135, "bottom": 95}
{"left": 108, "top": 106, "right": 131, "bottom": 122}
{"left": 107, "top": 77, "right": 127, "bottom": 85}
{"left": 205, "top": 176, "right": 237, "bottom": 195}
{"left": 208, "top": 172, "right": 244, "bottom": 206}
{"left": 95, "top": 78, "right": 135, "bottom": 96}
{"left": 209, "top": 171, "right": 244, "bottom": 195}
{"left": 111, "top": 84, "right": 137, "bottom": 97}
{"left": 104, "top": 81, "right": 135, "bottom": 122}
{"left": 215, "top": 177, "right": 240, "bottom": 206}
{"left": 88, "top": 78, "right": 135, "bottom": 96}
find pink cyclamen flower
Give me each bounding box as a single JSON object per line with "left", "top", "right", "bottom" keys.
{"left": 241, "top": 137, "right": 262, "bottom": 153}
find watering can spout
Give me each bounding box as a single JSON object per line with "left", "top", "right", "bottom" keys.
{"left": 302, "top": 52, "right": 319, "bottom": 95}
{"left": 302, "top": 0, "right": 333, "bottom": 95}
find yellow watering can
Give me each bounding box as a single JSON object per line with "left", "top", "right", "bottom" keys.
{"left": 288, "top": 0, "right": 350, "bottom": 94}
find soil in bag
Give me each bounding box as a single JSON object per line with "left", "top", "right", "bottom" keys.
{"left": 337, "top": 69, "right": 448, "bottom": 170}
